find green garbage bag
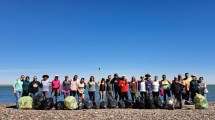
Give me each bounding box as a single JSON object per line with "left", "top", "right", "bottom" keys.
{"left": 18, "top": 96, "right": 33, "bottom": 109}
{"left": 64, "top": 96, "right": 78, "bottom": 110}
{"left": 194, "top": 93, "right": 208, "bottom": 109}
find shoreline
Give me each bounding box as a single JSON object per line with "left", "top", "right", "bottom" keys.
{"left": 0, "top": 103, "right": 215, "bottom": 120}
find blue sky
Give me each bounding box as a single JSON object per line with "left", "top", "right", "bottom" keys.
{"left": 0, "top": 0, "right": 214, "bottom": 85}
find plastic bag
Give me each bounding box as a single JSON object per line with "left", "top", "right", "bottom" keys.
{"left": 64, "top": 96, "right": 78, "bottom": 110}
{"left": 55, "top": 101, "right": 65, "bottom": 110}
{"left": 194, "top": 93, "right": 208, "bottom": 109}
{"left": 18, "top": 96, "right": 33, "bottom": 109}
{"left": 41, "top": 98, "right": 54, "bottom": 110}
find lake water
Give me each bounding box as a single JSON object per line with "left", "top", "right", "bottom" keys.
{"left": 0, "top": 85, "right": 215, "bottom": 104}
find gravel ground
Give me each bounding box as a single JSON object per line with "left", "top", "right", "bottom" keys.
{"left": 0, "top": 103, "right": 214, "bottom": 120}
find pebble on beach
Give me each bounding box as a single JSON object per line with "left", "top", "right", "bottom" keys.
{"left": 0, "top": 103, "right": 215, "bottom": 120}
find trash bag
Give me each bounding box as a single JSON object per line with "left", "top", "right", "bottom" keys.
{"left": 93, "top": 101, "right": 100, "bottom": 109}
{"left": 118, "top": 100, "right": 125, "bottom": 108}
{"left": 194, "top": 93, "right": 208, "bottom": 109}
{"left": 145, "top": 93, "right": 156, "bottom": 109}
{"left": 108, "top": 100, "right": 117, "bottom": 108}
{"left": 33, "top": 93, "right": 44, "bottom": 110}
{"left": 124, "top": 100, "right": 133, "bottom": 108}
{"left": 133, "top": 97, "right": 145, "bottom": 109}
{"left": 18, "top": 96, "right": 33, "bottom": 109}
{"left": 174, "top": 99, "right": 182, "bottom": 109}
{"left": 55, "top": 101, "right": 65, "bottom": 110}
{"left": 41, "top": 98, "right": 54, "bottom": 110}
{"left": 164, "top": 98, "right": 174, "bottom": 110}
{"left": 78, "top": 102, "right": 85, "bottom": 110}
{"left": 84, "top": 99, "right": 93, "bottom": 109}
{"left": 154, "top": 96, "right": 163, "bottom": 109}
{"left": 100, "top": 101, "right": 108, "bottom": 109}
{"left": 64, "top": 96, "right": 78, "bottom": 110}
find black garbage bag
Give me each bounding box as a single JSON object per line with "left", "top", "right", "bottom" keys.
{"left": 145, "top": 93, "right": 156, "bottom": 109}
{"left": 55, "top": 101, "right": 65, "bottom": 110}
{"left": 100, "top": 101, "right": 108, "bottom": 109}
{"left": 164, "top": 98, "right": 174, "bottom": 110}
{"left": 154, "top": 96, "right": 163, "bottom": 109}
{"left": 33, "top": 93, "right": 44, "bottom": 110}
{"left": 133, "top": 96, "right": 145, "bottom": 109}
{"left": 84, "top": 99, "right": 93, "bottom": 109}
{"left": 118, "top": 100, "right": 125, "bottom": 108}
{"left": 78, "top": 102, "right": 85, "bottom": 110}
{"left": 41, "top": 98, "right": 54, "bottom": 110}
{"left": 93, "top": 101, "right": 100, "bottom": 109}
{"left": 124, "top": 100, "right": 133, "bottom": 108}
{"left": 174, "top": 100, "right": 182, "bottom": 109}
{"left": 108, "top": 99, "right": 117, "bottom": 108}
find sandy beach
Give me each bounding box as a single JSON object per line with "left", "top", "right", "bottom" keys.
{"left": 0, "top": 103, "right": 214, "bottom": 120}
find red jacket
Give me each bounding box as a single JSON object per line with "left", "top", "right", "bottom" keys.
{"left": 118, "top": 79, "right": 128, "bottom": 92}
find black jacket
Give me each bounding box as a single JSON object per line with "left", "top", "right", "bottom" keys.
{"left": 29, "top": 81, "right": 41, "bottom": 93}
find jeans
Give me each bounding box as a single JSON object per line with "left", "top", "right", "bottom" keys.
{"left": 15, "top": 91, "right": 22, "bottom": 109}
{"left": 30, "top": 92, "right": 40, "bottom": 98}
{"left": 52, "top": 89, "right": 60, "bottom": 102}
{"left": 140, "top": 92, "right": 147, "bottom": 99}
{"left": 42, "top": 91, "right": 49, "bottom": 99}
{"left": 130, "top": 92, "right": 136, "bottom": 101}
{"left": 163, "top": 90, "right": 171, "bottom": 102}
{"left": 100, "top": 91, "right": 106, "bottom": 102}
{"left": 152, "top": 92, "right": 159, "bottom": 98}
{"left": 191, "top": 91, "right": 199, "bottom": 103}
{"left": 120, "top": 92, "right": 128, "bottom": 101}
{"left": 114, "top": 88, "right": 120, "bottom": 101}
{"left": 63, "top": 92, "right": 70, "bottom": 99}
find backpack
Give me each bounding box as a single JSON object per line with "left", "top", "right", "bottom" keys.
{"left": 154, "top": 96, "right": 163, "bottom": 109}
{"left": 124, "top": 100, "right": 133, "bottom": 108}
{"left": 41, "top": 98, "right": 54, "bottom": 110}
{"left": 55, "top": 101, "right": 65, "bottom": 110}
{"left": 18, "top": 96, "right": 33, "bottom": 109}
{"left": 145, "top": 93, "right": 156, "bottom": 109}
{"left": 100, "top": 101, "right": 108, "bottom": 109}
{"left": 118, "top": 100, "right": 125, "bottom": 108}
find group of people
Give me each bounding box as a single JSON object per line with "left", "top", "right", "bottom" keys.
{"left": 13, "top": 73, "right": 208, "bottom": 109}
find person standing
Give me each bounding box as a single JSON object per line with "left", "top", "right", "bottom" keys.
{"left": 161, "top": 75, "right": 171, "bottom": 102}
{"left": 145, "top": 74, "right": 154, "bottom": 93}
{"left": 130, "top": 76, "right": 137, "bottom": 101}
{"left": 62, "top": 76, "right": 71, "bottom": 99}
{"left": 190, "top": 75, "right": 199, "bottom": 103}
{"left": 183, "top": 73, "right": 192, "bottom": 102}
{"left": 138, "top": 76, "right": 147, "bottom": 98}
{"left": 106, "top": 75, "right": 113, "bottom": 100}
{"left": 171, "top": 76, "right": 183, "bottom": 108}
{"left": 29, "top": 76, "right": 41, "bottom": 98}
{"left": 13, "top": 75, "right": 24, "bottom": 109}
{"left": 199, "top": 77, "right": 208, "bottom": 98}
{"left": 152, "top": 76, "right": 159, "bottom": 98}
{"left": 99, "top": 78, "right": 106, "bottom": 102}
{"left": 118, "top": 75, "right": 128, "bottom": 101}
{"left": 22, "top": 76, "right": 30, "bottom": 96}
{"left": 78, "top": 78, "right": 86, "bottom": 103}
{"left": 111, "top": 73, "right": 121, "bottom": 101}
{"left": 88, "top": 76, "right": 97, "bottom": 102}
{"left": 70, "top": 75, "right": 78, "bottom": 97}
{"left": 41, "top": 75, "right": 50, "bottom": 99}
{"left": 51, "top": 75, "right": 61, "bottom": 102}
